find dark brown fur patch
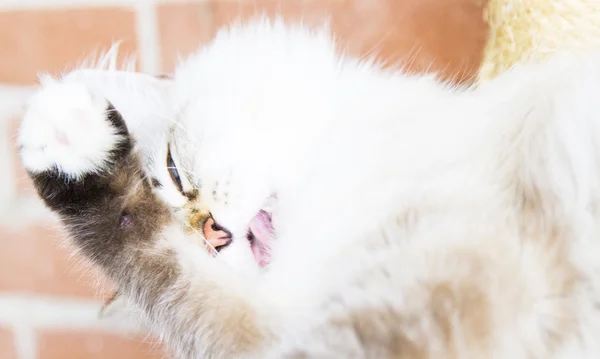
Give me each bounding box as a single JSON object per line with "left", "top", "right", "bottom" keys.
{"left": 26, "top": 102, "right": 269, "bottom": 358}
{"left": 28, "top": 104, "right": 178, "bottom": 303}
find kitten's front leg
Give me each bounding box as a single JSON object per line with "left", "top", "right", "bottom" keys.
{"left": 17, "top": 78, "right": 272, "bottom": 358}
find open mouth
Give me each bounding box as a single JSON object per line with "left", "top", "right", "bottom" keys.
{"left": 204, "top": 208, "right": 275, "bottom": 267}
{"left": 246, "top": 209, "right": 274, "bottom": 267}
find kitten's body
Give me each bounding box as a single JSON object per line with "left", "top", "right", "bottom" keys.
{"left": 16, "top": 20, "right": 600, "bottom": 358}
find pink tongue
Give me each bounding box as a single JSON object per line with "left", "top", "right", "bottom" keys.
{"left": 248, "top": 210, "right": 273, "bottom": 266}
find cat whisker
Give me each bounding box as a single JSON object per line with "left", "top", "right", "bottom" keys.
{"left": 167, "top": 118, "right": 189, "bottom": 132}
{"left": 159, "top": 111, "right": 192, "bottom": 133}
{"left": 186, "top": 223, "right": 219, "bottom": 256}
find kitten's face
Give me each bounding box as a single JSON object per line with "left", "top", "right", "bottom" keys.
{"left": 143, "top": 75, "right": 290, "bottom": 271}
{"left": 149, "top": 123, "right": 277, "bottom": 269}
{"left": 129, "top": 24, "right": 343, "bottom": 270}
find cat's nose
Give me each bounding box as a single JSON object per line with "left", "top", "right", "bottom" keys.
{"left": 203, "top": 217, "right": 232, "bottom": 249}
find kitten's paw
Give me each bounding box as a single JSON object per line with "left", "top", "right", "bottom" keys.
{"left": 17, "top": 80, "right": 125, "bottom": 178}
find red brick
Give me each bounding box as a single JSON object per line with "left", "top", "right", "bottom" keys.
{"left": 0, "top": 8, "right": 138, "bottom": 84}
{"left": 205, "top": 0, "right": 488, "bottom": 84}
{"left": 0, "top": 224, "right": 112, "bottom": 298}
{"left": 0, "top": 328, "right": 17, "bottom": 359}
{"left": 157, "top": 2, "right": 214, "bottom": 73}
{"left": 38, "top": 330, "right": 167, "bottom": 359}
{"left": 1, "top": 116, "right": 112, "bottom": 298}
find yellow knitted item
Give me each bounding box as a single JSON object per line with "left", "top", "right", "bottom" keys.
{"left": 478, "top": 0, "right": 600, "bottom": 83}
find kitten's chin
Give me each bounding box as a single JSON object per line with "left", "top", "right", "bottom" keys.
{"left": 247, "top": 209, "right": 274, "bottom": 267}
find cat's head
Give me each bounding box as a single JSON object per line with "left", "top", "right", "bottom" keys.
{"left": 92, "top": 20, "right": 343, "bottom": 272}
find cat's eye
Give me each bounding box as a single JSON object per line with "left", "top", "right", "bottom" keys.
{"left": 166, "top": 146, "right": 184, "bottom": 193}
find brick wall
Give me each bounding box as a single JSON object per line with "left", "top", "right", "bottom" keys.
{"left": 0, "top": 0, "right": 488, "bottom": 358}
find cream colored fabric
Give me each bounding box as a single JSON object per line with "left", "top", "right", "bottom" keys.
{"left": 479, "top": 0, "right": 600, "bottom": 82}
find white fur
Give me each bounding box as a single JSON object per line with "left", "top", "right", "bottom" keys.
{"left": 17, "top": 19, "right": 600, "bottom": 358}
{"left": 17, "top": 80, "right": 120, "bottom": 178}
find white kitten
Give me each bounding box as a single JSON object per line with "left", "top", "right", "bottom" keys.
{"left": 16, "top": 19, "right": 600, "bottom": 358}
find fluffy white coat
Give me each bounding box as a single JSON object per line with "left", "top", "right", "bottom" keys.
{"left": 16, "top": 20, "right": 600, "bottom": 358}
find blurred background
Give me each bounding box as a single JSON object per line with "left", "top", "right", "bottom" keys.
{"left": 0, "top": 0, "right": 488, "bottom": 358}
